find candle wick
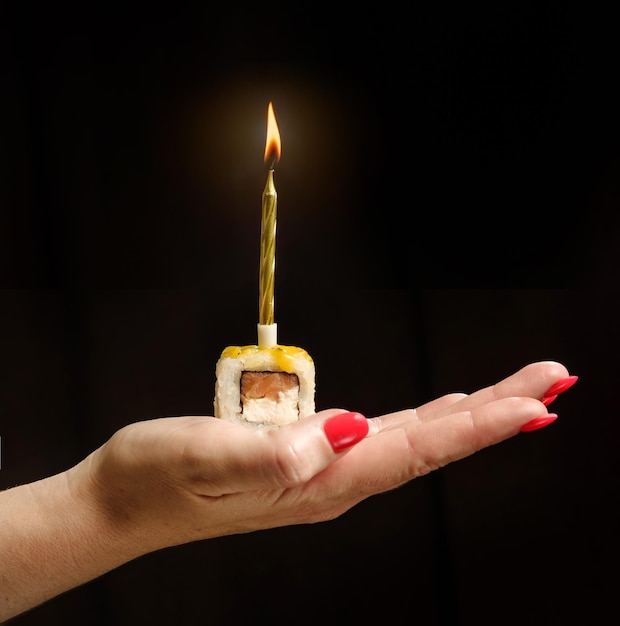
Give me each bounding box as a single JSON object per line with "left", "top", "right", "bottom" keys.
{"left": 265, "top": 156, "right": 277, "bottom": 171}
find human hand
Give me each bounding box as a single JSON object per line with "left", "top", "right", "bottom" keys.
{"left": 74, "top": 360, "right": 576, "bottom": 556}
{"left": 1, "top": 360, "right": 577, "bottom": 621}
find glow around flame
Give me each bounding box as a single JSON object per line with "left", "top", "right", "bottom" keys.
{"left": 264, "top": 102, "right": 281, "bottom": 169}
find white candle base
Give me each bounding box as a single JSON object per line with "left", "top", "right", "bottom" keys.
{"left": 257, "top": 323, "right": 278, "bottom": 348}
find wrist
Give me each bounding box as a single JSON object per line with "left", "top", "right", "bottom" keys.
{"left": 0, "top": 456, "right": 147, "bottom": 621}
{"left": 65, "top": 451, "right": 154, "bottom": 565}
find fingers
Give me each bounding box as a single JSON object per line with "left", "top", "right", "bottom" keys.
{"left": 368, "top": 361, "right": 575, "bottom": 434}
{"left": 410, "top": 396, "right": 551, "bottom": 467}
{"left": 154, "top": 362, "right": 576, "bottom": 502}
{"left": 420, "top": 361, "right": 573, "bottom": 423}
{"left": 314, "top": 395, "right": 554, "bottom": 498}
{"left": 366, "top": 394, "right": 466, "bottom": 435}
{"left": 455, "top": 360, "right": 570, "bottom": 409}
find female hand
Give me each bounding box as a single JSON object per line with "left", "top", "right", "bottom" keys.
{"left": 0, "top": 360, "right": 577, "bottom": 621}
{"left": 78, "top": 360, "right": 575, "bottom": 551}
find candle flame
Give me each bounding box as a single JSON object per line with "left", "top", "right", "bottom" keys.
{"left": 264, "top": 102, "right": 281, "bottom": 169}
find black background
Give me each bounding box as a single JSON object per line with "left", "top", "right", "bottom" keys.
{"left": 1, "top": 2, "right": 619, "bottom": 625}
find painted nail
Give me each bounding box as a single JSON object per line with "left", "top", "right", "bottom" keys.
{"left": 520, "top": 414, "right": 558, "bottom": 433}
{"left": 541, "top": 394, "right": 557, "bottom": 407}
{"left": 543, "top": 375, "right": 578, "bottom": 399}
{"left": 324, "top": 412, "right": 369, "bottom": 452}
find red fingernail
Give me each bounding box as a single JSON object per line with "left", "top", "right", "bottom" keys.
{"left": 520, "top": 414, "right": 558, "bottom": 433}
{"left": 543, "top": 375, "right": 578, "bottom": 399}
{"left": 541, "top": 394, "right": 557, "bottom": 407}
{"left": 324, "top": 412, "right": 369, "bottom": 452}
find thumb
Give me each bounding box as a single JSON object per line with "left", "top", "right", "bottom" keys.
{"left": 316, "top": 409, "right": 370, "bottom": 453}
{"left": 185, "top": 409, "right": 369, "bottom": 495}
{"left": 257, "top": 409, "right": 370, "bottom": 487}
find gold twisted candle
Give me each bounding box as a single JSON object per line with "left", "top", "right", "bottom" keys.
{"left": 259, "top": 168, "right": 277, "bottom": 325}
{"left": 259, "top": 102, "right": 281, "bottom": 329}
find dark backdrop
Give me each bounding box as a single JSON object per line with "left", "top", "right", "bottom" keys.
{"left": 1, "top": 3, "right": 619, "bottom": 625}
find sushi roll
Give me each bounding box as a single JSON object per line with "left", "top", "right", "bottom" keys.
{"left": 214, "top": 343, "right": 315, "bottom": 428}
